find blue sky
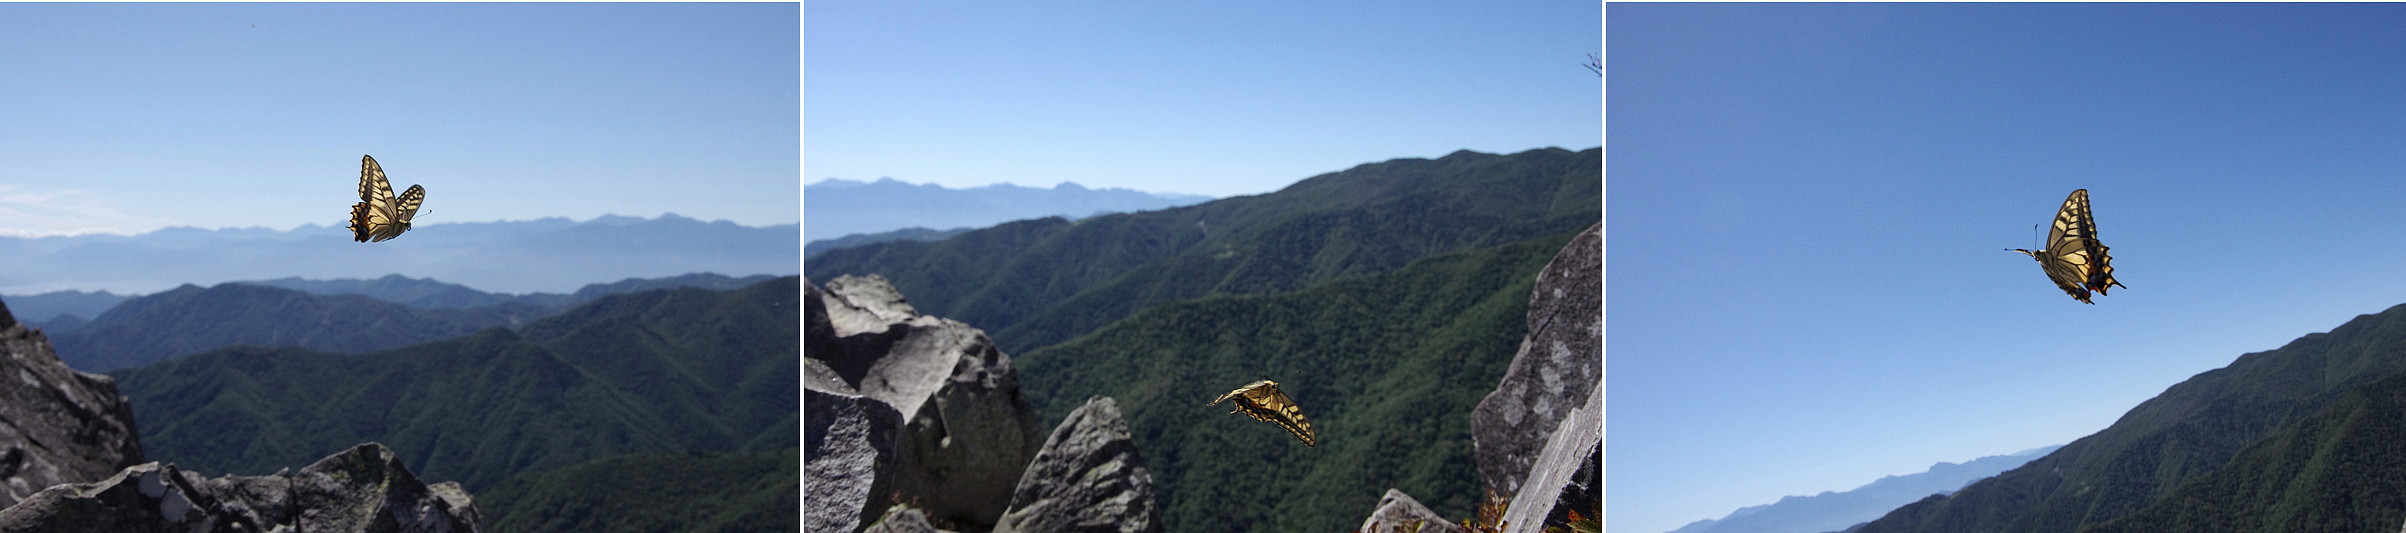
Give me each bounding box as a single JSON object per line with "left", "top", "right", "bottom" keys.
{"left": 804, "top": 2, "right": 1601, "bottom": 199}
{"left": 1610, "top": 4, "right": 2406, "bottom": 533}
{"left": 0, "top": 3, "right": 798, "bottom": 237}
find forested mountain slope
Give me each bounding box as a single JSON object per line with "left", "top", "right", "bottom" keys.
{"left": 1853, "top": 302, "right": 2406, "bottom": 533}
{"left": 807, "top": 147, "right": 1599, "bottom": 355}
{"left": 1014, "top": 229, "right": 1584, "bottom": 533}
{"left": 108, "top": 277, "right": 800, "bottom": 497}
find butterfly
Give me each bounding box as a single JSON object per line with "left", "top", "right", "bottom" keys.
{"left": 348, "top": 155, "right": 425, "bottom": 242}
{"left": 2009, "top": 189, "right": 2125, "bottom": 304}
{"left": 1209, "top": 379, "right": 1316, "bottom": 447}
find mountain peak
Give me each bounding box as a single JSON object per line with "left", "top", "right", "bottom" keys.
{"left": 585, "top": 214, "right": 649, "bottom": 226}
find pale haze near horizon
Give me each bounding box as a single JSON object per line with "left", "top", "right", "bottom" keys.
{"left": 1614, "top": 4, "right": 2406, "bottom": 533}
{"left": 0, "top": 3, "right": 799, "bottom": 238}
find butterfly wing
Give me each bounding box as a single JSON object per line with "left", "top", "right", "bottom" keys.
{"left": 350, "top": 155, "right": 391, "bottom": 242}
{"left": 1210, "top": 380, "right": 1316, "bottom": 447}
{"left": 358, "top": 155, "right": 391, "bottom": 203}
{"left": 349, "top": 155, "right": 423, "bottom": 242}
{"left": 2030, "top": 189, "right": 2125, "bottom": 304}
{"left": 395, "top": 184, "right": 426, "bottom": 222}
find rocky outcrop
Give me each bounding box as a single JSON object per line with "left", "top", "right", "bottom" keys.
{"left": 0, "top": 296, "right": 143, "bottom": 510}
{"left": 1358, "top": 489, "right": 1464, "bottom": 533}
{"left": 993, "top": 396, "right": 1161, "bottom": 533}
{"left": 1471, "top": 222, "right": 1600, "bottom": 499}
{"left": 805, "top": 383, "right": 903, "bottom": 533}
{"left": 0, "top": 442, "right": 480, "bottom": 532}
{"left": 806, "top": 275, "right": 1045, "bottom": 531}
{"left": 1498, "top": 385, "right": 1600, "bottom": 533}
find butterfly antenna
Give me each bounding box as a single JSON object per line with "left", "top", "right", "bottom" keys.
{"left": 2030, "top": 223, "right": 2043, "bottom": 251}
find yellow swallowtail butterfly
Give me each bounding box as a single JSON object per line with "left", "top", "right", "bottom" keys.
{"left": 348, "top": 155, "right": 425, "bottom": 243}
{"left": 1209, "top": 379, "right": 1316, "bottom": 447}
{"left": 2009, "top": 189, "right": 2125, "bottom": 304}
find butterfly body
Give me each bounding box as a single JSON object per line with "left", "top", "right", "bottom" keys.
{"left": 1209, "top": 379, "right": 1316, "bottom": 447}
{"left": 2009, "top": 189, "right": 2124, "bottom": 304}
{"left": 349, "top": 155, "right": 426, "bottom": 242}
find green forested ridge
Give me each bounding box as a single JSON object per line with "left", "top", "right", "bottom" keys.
{"left": 806, "top": 147, "right": 1600, "bottom": 354}
{"left": 2082, "top": 370, "right": 2406, "bottom": 533}
{"left": 477, "top": 448, "right": 798, "bottom": 533}
{"left": 806, "top": 226, "right": 971, "bottom": 258}
{"left": 1014, "top": 229, "right": 1581, "bottom": 533}
{"left": 106, "top": 277, "right": 799, "bottom": 501}
{"left": 1854, "top": 302, "right": 2406, "bottom": 533}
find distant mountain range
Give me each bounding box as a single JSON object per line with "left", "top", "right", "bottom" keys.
{"left": 37, "top": 272, "right": 777, "bottom": 372}
{"left": 0, "top": 213, "right": 797, "bottom": 295}
{"left": 1664, "top": 445, "right": 2062, "bottom": 533}
{"left": 803, "top": 177, "right": 1211, "bottom": 245}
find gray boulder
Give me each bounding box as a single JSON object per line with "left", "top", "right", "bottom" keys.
{"left": 993, "top": 396, "right": 1161, "bottom": 533}
{"left": 807, "top": 275, "right": 1044, "bottom": 530}
{"left": 0, "top": 296, "right": 144, "bottom": 510}
{"left": 1498, "top": 384, "right": 1600, "bottom": 533}
{"left": 1471, "top": 222, "right": 1600, "bottom": 499}
{"left": 1358, "top": 489, "right": 1464, "bottom": 533}
{"left": 0, "top": 442, "right": 480, "bottom": 532}
{"left": 805, "top": 386, "right": 903, "bottom": 533}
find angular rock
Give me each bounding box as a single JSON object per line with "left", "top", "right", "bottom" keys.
{"left": 1358, "top": 489, "right": 1464, "bottom": 533}
{"left": 994, "top": 396, "right": 1161, "bottom": 533}
{"left": 1472, "top": 223, "right": 1600, "bottom": 499}
{"left": 805, "top": 387, "right": 902, "bottom": 533}
{"left": 806, "top": 275, "right": 1044, "bottom": 530}
{"left": 864, "top": 504, "right": 960, "bottom": 533}
{"left": 0, "top": 442, "right": 480, "bottom": 532}
{"left": 1498, "top": 384, "right": 1600, "bottom": 533}
{"left": 0, "top": 296, "right": 144, "bottom": 510}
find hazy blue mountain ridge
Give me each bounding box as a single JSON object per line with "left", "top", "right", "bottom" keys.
{"left": 1666, "top": 445, "right": 2063, "bottom": 533}
{"left": 0, "top": 213, "right": 796, "bottom": 295}
{"left": 804, "top": 177, "right": 1212, "bottom": 243}
{"left": 1, "top": 289, "right": 134, "bottom": 324}
{"left": 45, "top": 272, "right": 783, "bottom": 372}
{"left": 239, "top": 274, "right": 526, "bottom": 309}
{"left": 239, "top": 272, "right": 778, "bottom": 311}
{"left": 48, "top": 283, "right": 543, "bottom": 372}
